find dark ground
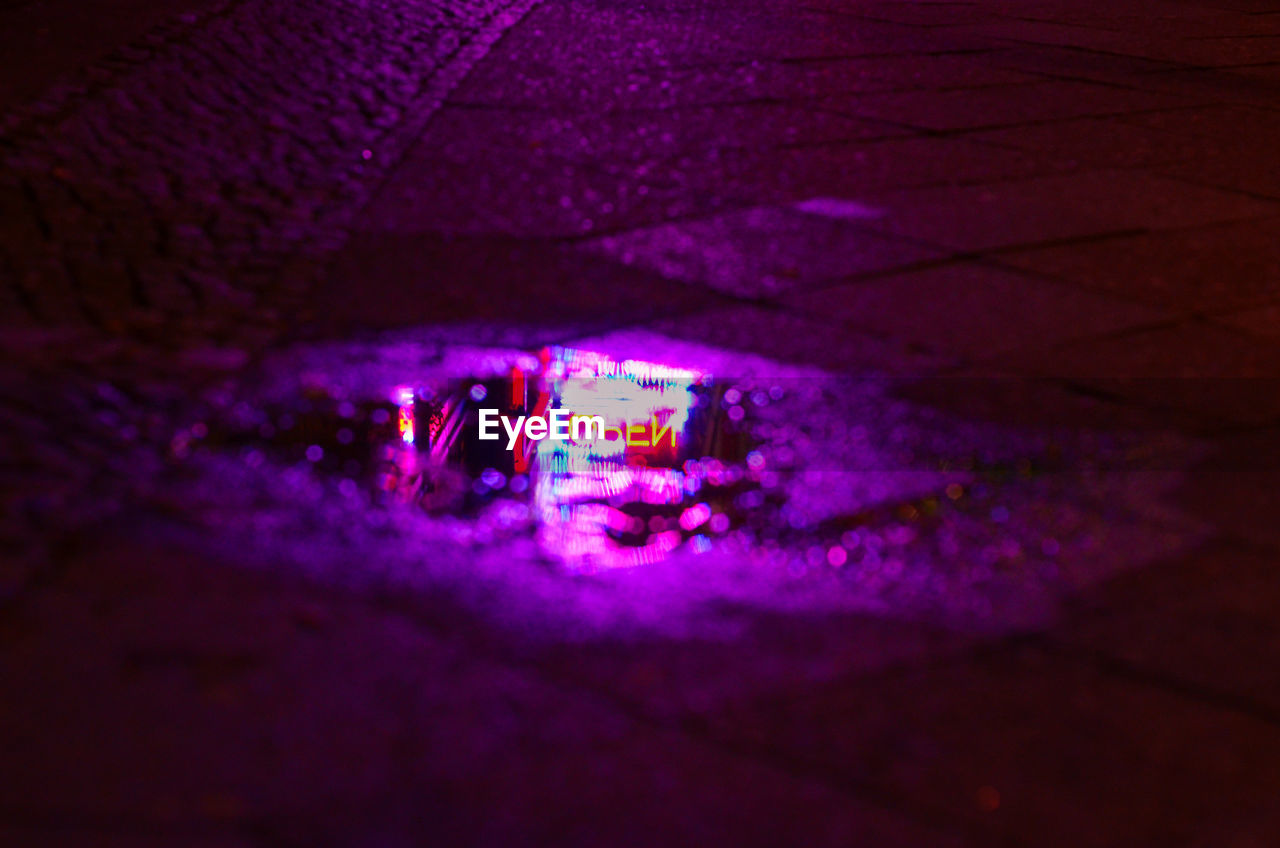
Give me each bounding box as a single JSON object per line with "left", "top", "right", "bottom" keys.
{"left": 4, "top": 0, "right": 1280, "bottom": 845}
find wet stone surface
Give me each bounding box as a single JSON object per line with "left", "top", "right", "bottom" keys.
{"left": 5, "top": 0, "right": 1280, "bottom": 843}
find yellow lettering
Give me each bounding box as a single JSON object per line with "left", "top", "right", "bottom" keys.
{"left": 651, "top": 414, "right": 676, "bottom": 448}
{"left": 626, "top": 423, "right": 649, "bottom": 446}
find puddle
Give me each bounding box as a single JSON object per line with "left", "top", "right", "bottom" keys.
{"left": 162, "top": 331, "right": 1209, "bottom": 638}
{"left": 193, "top": 345, "right": 775, "bottom": 572}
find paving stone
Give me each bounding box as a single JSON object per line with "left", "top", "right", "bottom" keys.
{"left": 822, "top": 79, "right": 1205, "bottom": 132}
{"left": 996, "top": 217, "right": 1280, "bottom": 312}
{"left": 943, "top": 16, "right": 1280, "bottom": 66}
{"left": 1212, "top": 302, "right": 1280, "bottom": 339}
{"left": 987, "top": 42, "right": 1184, "bottom": 81}
{"left": 861, "top": 170, "right": 1280, "bottom": 251}
{"left": 1157, "top": 141, "right": 1280, "bottom": 200}
{"left": 582, "top": 205, "right": 948, "bottom": 297}
{"left": 452, "top": 5, "right": 1007, "bottom": 111}
{"left": 684, "top": 8, "right": 998, "bottom": 62}
{"left": 674, "top": 136, "right": 1075, "bottom": 205}
{"left": 314, "top": 233, "right": 727, "bottom": 334}
{"left": 782, "top": 261, "right": 1163, "bottom": 358}
{"left": 355, "top": 142, "right": 737, "bottom": 237}
{"left": 1161, "top": 424, "right": 1280, "bottom": 549}
{"left": 1054, "top": 541, "right": 1280, "bottom": 710}
{"left": 810, "top": 0, "right": 999, "bottom": 29}
{"left": 454, "top": 0, "right": 759, "bottom": 74}
{"left": 420, "top": 102, "right": 914, "bottom": 163}
{"left": 707, "top": 642, "right": 1280, "bottom": 848}
{"left": 1116, "top": 103, "right": 1280, "bottom": 143}
{"left": 885, "top": 368, "right": 1182, "bottom": 433}
{"left": 752, "top": 54, "right": 1045, "bottom": 99}
{"left": 987, "top": 321, "right": 1280, "bottom": 425}
{"left": 451, "top": 59, "right": 770, "bottom": 113}
{"left": 1101, "top": 66, "right": 1280, "bottom": 111}
{"left": 644, "top": 303, "right": 953, "bottom": 375}
{"left": 527, "top": 612, "right": 989, "bottom": 721}
{"left": 963, "top": 116, "right": 1209, "bottom": 169}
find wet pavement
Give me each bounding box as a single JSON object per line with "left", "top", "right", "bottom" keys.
{"left": 4, "top": 0, "right": 1280, "bottom": 845}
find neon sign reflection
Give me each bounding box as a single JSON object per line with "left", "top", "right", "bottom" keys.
{"left": 392, "top": 346, "right": 755, "bottom": 571}
{"left": 533, "top": 347, "right": 704, "bottom": 570}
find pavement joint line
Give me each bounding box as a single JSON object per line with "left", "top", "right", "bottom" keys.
{"left": 975, "top": 227, "right": 1152, "bottom": 256}
{"left": 1147, "top": 171, "right": 1280, "bottom": 204}
{"left": 986, "top": 39, "right": 1212, "bottom": 71}
{"left": 1189, "top": 33, "right": 1280, "bottom": 41}
{"left": 828, "top": 101, "right": 1230, "bottom": 136}
{"left": 1032, "top": 634, "right": 1280, "bottom": 731}
{"left": 1001, "top": 14, "right": 1128, "bottom": 33}
{"left": 1011, "top": 374, "right": 1275, "bottom": 433}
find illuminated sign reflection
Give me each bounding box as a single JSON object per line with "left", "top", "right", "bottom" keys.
{"left": 390, "top": 347, "right": 756, "bottom": 571}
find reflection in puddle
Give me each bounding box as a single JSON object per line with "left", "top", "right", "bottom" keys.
{"left": 176, "top": 333, "right": 1205, "bottom": 634}
{"left": 391, "top": 346, "right": 769, "bottom": 571}
{"left": 533, "top": 347, "right": 754, "bottom": 570}
{"left": 203, "top": 346, "right": 771, "bottom": 571}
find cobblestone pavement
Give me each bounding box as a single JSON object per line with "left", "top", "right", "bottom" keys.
{"left": 0, "top": 0, "right": 539, "bottom": 577}
{"left": 4, "top": 0, "right": 1280, "bottom": 845}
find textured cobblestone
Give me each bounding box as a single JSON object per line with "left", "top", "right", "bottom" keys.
{"left": 0, "top": 0, "right": 540, "bottom": 595}
{"left": 2, "top": 0, "right": 530, "bottom": 341}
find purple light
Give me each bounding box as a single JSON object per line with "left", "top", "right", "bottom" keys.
{"left": 533, "top": 346, "right": 706, "bottom": 571}
{"left": 359, "top": 347, "right": 753, "bottom": 571}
